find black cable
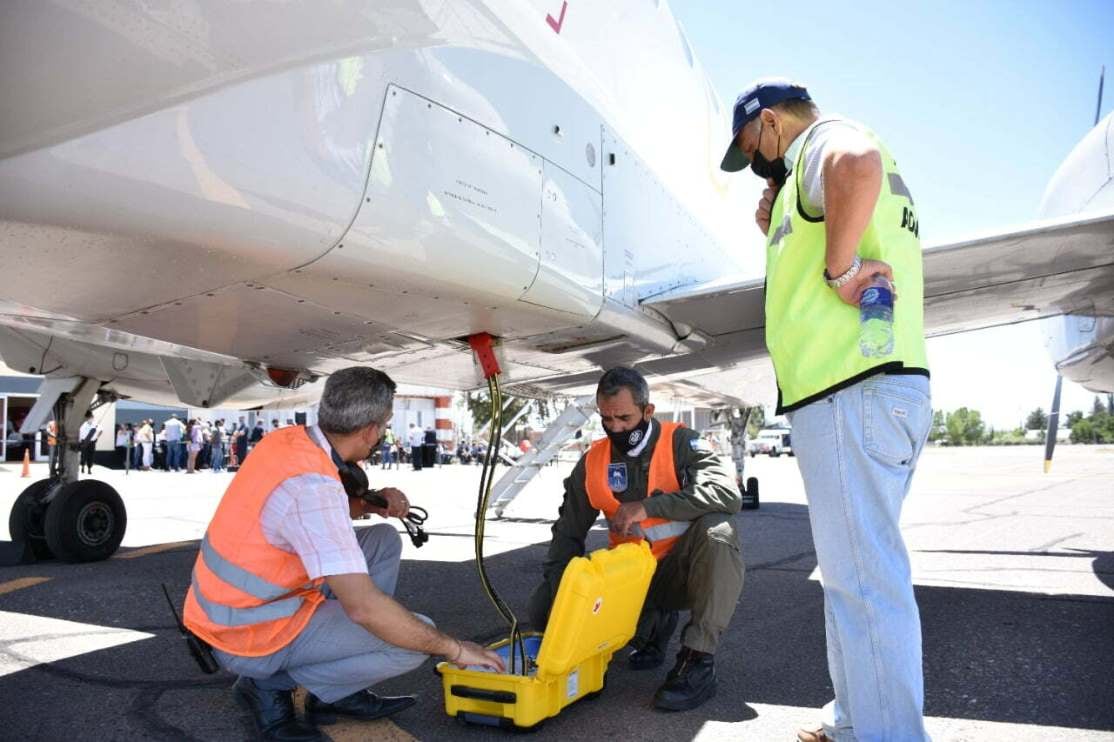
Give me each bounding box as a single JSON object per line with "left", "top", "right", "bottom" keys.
{"left": 362, "top": 492, "right": 429, "bottom": 548}
{"left": 329, "top": 441, "right": 430, "bottom": 549}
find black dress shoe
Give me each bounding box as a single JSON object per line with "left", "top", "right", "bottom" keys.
{"left": 653, "top": 647, "right": 716, "bottom": 712}
{"left": 628, "top": 609, "right": 678, "bottom": 671}
{"left": 305, "top": 688, "right": 416, "bottom": 724}
{"left": 233, "top": 677, "right": 323, "bottom": 742}
{"left": 628, "top": 642, "right": 666, "bottom": 670}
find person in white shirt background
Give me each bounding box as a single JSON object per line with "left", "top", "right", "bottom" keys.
{"left": 78, "top": 410, "right": 101, "bottom": 475}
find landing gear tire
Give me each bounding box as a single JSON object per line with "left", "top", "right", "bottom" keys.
{"left": 43, "top": 480, "right": 127, "bottom": 563}
{"left": 741, "top": 476, "right": 760, "bottom": 510}
{"left": 8, "top": 479, "right": 59, "bottom": 561}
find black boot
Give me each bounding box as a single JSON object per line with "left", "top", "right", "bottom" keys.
{"left": 233, "top": 677, "right": 323, "bottom": 742}
{"left": 628, "top": 610, "right": 678, "bottom": 671}
{"left": 653, "top": 647, "right": 716, "bottom": 712}
{"left": 305, "top": 688, "right": 416, "bottom": 724}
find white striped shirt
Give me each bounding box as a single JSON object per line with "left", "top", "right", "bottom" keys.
{"left": 259, "top": 426, "right": 367, "bottom": 579}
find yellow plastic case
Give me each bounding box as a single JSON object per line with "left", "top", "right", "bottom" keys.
{"left": 437, "top": 542, "right": 657, "bottom": 729}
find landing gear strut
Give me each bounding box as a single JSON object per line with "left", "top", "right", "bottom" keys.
{"left": 725, "top": 407, "right": 759, "bottom": 510}
{"left": 4, "top": 379, "right": 127, "bottom": 564}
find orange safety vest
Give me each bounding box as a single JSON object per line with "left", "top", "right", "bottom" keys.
{"left": 184, "top": 426, "right": 333, "bottom": 656}
{"left": 585, "top": 421, "right": 689, "bottom": 560}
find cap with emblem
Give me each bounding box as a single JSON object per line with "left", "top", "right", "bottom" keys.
{"left": 720, "top": 78, "right": 811, "bottom": 172}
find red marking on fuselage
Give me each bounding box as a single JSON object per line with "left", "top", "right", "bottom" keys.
{"left": 546, "top": 1, "right": 568, "bottom": 34}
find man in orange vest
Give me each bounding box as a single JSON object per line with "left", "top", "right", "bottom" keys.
{"left": 527, "top": 367, "right": 745, "bottom": 712}
{"left": 185, "top": 366, "right": 503, "bottom": 741}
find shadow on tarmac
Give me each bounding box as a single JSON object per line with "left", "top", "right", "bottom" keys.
{"left": 0, "top": 502, "right": 1112, "bottom": 739}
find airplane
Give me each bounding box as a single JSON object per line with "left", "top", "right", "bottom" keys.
{"left": 1, "top": 0, "right": 1111, "bottom": 564}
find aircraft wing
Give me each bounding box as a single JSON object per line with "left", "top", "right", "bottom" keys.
{"left": 4, "top": 212, "right": 1109, "bottom": 414}
{"left": 645, "top": 209, "right": 1114, "bottom": 351}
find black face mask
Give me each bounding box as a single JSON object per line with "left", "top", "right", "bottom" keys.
{"left": 606, "top": 416, "right": 651, "bottom": 455}
{"left": 750, "top": 122, "right": 787, "bottom": 187}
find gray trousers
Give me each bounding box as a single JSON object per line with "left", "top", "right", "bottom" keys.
{"left": 215, "top": 523, "right": 433, "bottom": 703}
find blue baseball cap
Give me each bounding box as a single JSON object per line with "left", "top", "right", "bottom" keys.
{"left": 720, "top": 78, "right": 811, "bottom": 172}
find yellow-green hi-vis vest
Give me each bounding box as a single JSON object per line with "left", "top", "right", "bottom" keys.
{"left": 764, "top": 120, "right": 929, "bottom": 414}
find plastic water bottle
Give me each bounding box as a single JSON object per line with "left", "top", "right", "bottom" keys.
{"left": 859, "top": 274, "right": 894, "bottom": 357}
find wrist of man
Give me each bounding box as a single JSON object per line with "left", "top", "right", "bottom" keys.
{"left": 640, "top": 498, "right": 663, "bottom": 519}
{"left": 439, "top": 635, "right": 463, "bottom": 661}
{"left": 824, "top": 255, "right": 862, "bottom": 288}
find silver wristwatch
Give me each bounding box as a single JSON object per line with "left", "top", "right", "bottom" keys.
{"left": 824, "top": 255, "right": 862, "bottom": 289}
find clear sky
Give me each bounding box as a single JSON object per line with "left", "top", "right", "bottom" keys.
{"left": 673, "top": 0, "right": 1114, "bottom": 429}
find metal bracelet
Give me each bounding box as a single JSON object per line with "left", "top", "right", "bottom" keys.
{"left": 825, "top": 255, "right": 862, "bottom": 288}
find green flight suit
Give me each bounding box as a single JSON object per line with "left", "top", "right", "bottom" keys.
{"left": 527, "top": 421, "right": 745, "bottom": 654}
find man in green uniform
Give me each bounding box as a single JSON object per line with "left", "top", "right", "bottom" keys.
{"left": 527, "top": 367, "right": 744, "bottom": 712}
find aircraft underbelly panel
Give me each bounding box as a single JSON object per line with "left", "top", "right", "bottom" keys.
{"left": 600, "top": 126, "right": 727, "bottom": 309}
{"left": 337, "top": 85, "right": 543, "bottom": 307}
{"left": 521, "top": 163, "right": 603, "bottom": 317}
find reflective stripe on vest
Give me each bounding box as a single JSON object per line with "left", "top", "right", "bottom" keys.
{"left": 190, "top": 571, "right": 304, "bottom": 627}
{"left": 183, "top": 426, "right": 334, "bottom": 656}
{"left": 199, "top": 534, "right": 301, "bottom": 602}
{"left": 643, "top": 520, "right": 690, "bottom": 542}
{"left": 764, "top": 119, "right": 929, "bottom": 414}
{"left": 585, "top": 421, "right": 687, "bottom": 561}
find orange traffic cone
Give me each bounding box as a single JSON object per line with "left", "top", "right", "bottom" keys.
{"left": 21, "top": 448, "right": 31, "bottom": 477}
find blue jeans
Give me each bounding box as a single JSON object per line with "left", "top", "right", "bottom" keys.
{"left": 788, "top": 374, "right": 931, "bottom": 742}
{"left": 210, "top": 443, "right": 224, "bottom": 472}
{"left": 166, "top": 441, "right": 182, "bottom": 470}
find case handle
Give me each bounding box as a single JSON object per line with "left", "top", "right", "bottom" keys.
{"left": 450, "top": 685, "right": 517, "bottom": 704}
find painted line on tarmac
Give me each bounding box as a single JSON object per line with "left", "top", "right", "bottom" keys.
{"left": 0, "top": 576, "right": 51, "bottom": 595}
{"left": 323, "top": 719, "right": 417, "bottom": 742}
{"left": 115, "top": 541, "right": 197, "bottom": 559}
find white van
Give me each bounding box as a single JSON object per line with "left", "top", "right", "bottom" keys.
{"left": 748, "top": 428, "right": 793, "bottom": 457}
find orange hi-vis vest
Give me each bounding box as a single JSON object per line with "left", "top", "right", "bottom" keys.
{"left": 184, "top": 426, "right": 333, "bottom": 656}
{"left": 584, "top": 421, "right": 689, "bottom": 561}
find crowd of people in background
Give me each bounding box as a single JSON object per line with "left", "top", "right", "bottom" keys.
{"left": 367, "top": 423, "right": 494, "bottom": 471}
{"left": 77, "top": 414, "right": 524, "bottom": 474}
{"left": 107, "top": 415, "right": 279, "bottom": 474}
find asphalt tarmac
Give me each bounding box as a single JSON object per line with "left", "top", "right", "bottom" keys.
{"left": 0, "top": 444, "right": 1111, "bottom": 741}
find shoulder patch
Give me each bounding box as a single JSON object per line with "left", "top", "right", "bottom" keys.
{"left": 689, "top": 437, "right": 712, "bottom": 452}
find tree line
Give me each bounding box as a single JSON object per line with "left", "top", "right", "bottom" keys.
{"left": 929, "top": 395, "right": 1114, "bottom": 446}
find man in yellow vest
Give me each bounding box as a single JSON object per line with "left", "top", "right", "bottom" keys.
{"left": 721, "top": 78, "right": 932, "bottom": 741}
{"left": 527, "top": 367, "right": 744, "bottom": 712}
{"left": 185, "top": 366, "right": 503, "bottom": 742}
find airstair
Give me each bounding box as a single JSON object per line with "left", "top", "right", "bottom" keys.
{"left": 489, "top": 395, "right": 595, "bottom": 517}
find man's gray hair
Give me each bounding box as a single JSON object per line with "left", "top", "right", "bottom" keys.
{"left": 317, "top": 366, "right": 397, "bottom": 435}
{"left": 771, "top": 97, "right": 820, "bottom": 121}
{"left": 596, "top": 367, "right": 650, "bottom": 409}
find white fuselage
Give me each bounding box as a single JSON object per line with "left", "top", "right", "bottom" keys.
{"left": 0, "top": 0, "right": 765, "bottom": 407}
